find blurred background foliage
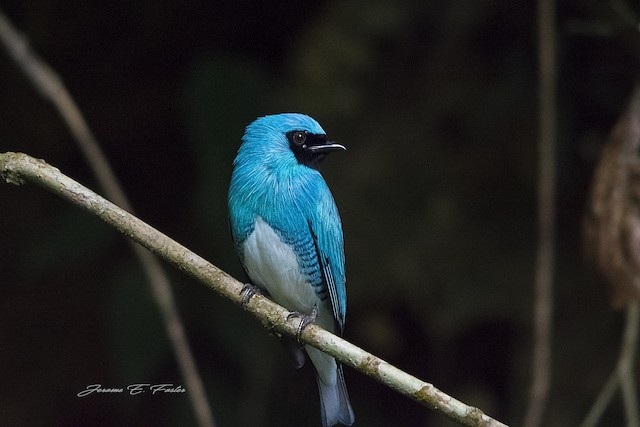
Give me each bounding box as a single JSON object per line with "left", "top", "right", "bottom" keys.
{"left": 1, "top": 0, "right": 639, "bottom": 426}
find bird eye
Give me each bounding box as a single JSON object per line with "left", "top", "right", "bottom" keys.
{"left": 292, "top": 131, "right": 307, "bottom": 146}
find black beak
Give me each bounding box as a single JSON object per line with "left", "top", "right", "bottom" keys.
{"left": 305, "top": 141, "right": 346, "bottom": 153}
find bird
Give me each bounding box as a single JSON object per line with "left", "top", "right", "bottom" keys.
{"left": 228, "top": 113, "right": 355, "bottom": 427}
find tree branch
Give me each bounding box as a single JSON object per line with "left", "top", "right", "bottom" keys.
{"left": 618, "top": 302, "right": 640, "bottom": 427}
{"left": 0, "top": 151, "right": 508, "bottom": 427}
{"left": 524, "top": 0, "right": 557, "bottom": 425}
{"left": 580, "top": 302, "right": 640, "bottom": 427}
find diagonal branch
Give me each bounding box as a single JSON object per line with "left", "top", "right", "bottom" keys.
{"left": 0, "top": 10, "right": 215, "bottom": 427}
{"left": 580, "top": 302, "right": 640, "bottom": 427}
{"left": 0, "top": 151, "right": 508, "bottom": 427}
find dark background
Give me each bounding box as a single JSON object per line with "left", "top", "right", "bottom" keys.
{"left": 1, "top": 1, "right": 639, "bottom": 426}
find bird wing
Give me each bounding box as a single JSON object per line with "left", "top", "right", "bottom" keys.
{"left": 306, "top": 187, "right": 347, "bottom": 333}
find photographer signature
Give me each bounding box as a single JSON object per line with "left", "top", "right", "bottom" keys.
{"left": 77, "top": 383, "right": 185, "bottom": 397}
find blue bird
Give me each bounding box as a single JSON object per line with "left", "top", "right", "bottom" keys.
{"left": 228, "top": 113, "right": 355, "bottom": 426}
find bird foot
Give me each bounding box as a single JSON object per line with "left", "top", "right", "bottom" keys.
{"left": 240, "top": 283, "right": 263, "bottom": 305}
{"left": 287, "top": 305, "right": 318, "bottom": 342}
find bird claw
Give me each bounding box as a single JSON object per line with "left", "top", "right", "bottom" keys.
{"left": 240, "top": 283, "right": 263, "bottom": 305}
{"left": 287, "top": 305, "right": 318, "bottom": 342}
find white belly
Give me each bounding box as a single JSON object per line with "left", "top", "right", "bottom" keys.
{"left": 242, "top": 217, "right": 319, "bottom": 314}
{"left": 243, "top": 217, "right": 339, "bottom": 386}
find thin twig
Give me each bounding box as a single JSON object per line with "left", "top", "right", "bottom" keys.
{"left": 0, "top": 11, "right": 215, "bottom": 427}
{"left": 580, "top": 368, "right": 620, "bottom": 427}
{"left": 581, "top": 302, "right": 640, "bottom": 427}
{"left": 619, "top": 302, "right": 639, "bottom": 427}
{"left": 0, "top": 151, "right": 509, "bottom": 427}
{"left": 524, "top": 0, "right": 556, "bottom": 426}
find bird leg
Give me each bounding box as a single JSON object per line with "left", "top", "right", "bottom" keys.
{"left": 287, "top": 304, "right": 318, "bottom": 342}
{"left": 240, "top": 282, "right": 264, "bottom": 305}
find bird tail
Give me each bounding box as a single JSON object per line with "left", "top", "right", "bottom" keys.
{"left": 316, "top": 364, "right": 355, "bottom": 427}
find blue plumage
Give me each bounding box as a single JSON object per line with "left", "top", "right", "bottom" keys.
{"left": 228, "top": 113, "right": 354, "bottom": 426}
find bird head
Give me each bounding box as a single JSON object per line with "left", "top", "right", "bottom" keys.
{"left": 239, "top": 113, "right": 345, "bottom": 171}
